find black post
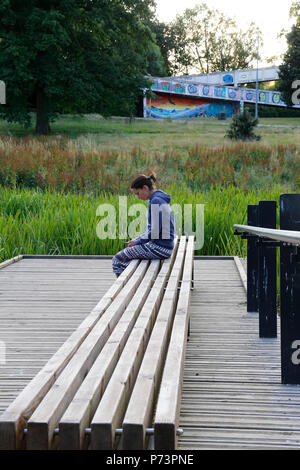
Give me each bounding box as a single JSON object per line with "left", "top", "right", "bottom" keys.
{"left": 258, "top": 201, "right": 277, "bottom": 338}
{"left": 280, "top": 194, "right": 300, "bottom": 384}
{"left": 247, "top": 205, "right": 259, "bottom": 313}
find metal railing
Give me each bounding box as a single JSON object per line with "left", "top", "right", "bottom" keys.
{"left": 234, "top": 225, "right": 300, "bottom": 246}
{"left": 234, "top": 194, "right": 300, "bottom": 385}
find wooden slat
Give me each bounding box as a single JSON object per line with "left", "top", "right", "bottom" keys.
{"left": 121, "top": 236, "right": 187, "bottom": 450}
{"left": 0, "top": 260, "right": 138, "bottom": 450}
{"left": 234, "top": 256, "right": 247, "bottom": 292}
{"left": 0, "top": 256, "right": 23, "bottom": 270}
{"left": 154, "top": 236, "right": 194, "bottom": 450}
{"left": 58, "top": 259, "right": 160, "bottom": 450}
{"left": 5, "top": 255, "right": 300, "bottom": 450}
{"left": 177, "top": 258, "right": 300, "bottom": 450}
{"left": 25, "top": 260, "right": 146, "bottom": 450}
{"left": 90, "top": 238, "right": 180, "bottom": 450}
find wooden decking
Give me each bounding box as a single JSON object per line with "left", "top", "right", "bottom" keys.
{"left": 1, "top": 256, "right": 300, "bottom": 450}
{"left": 179, "top": 258, "right": 300, "bottom": 450}
{"left": 0, "top": 256, "right": 115, "bottom": 414}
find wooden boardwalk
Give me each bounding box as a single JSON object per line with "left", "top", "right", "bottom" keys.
{"left": 1, "top": 256, "right": 300, "bottom": 449}
{"left": 178, "top": 258, "right": 300, "bottom": 450}
{"left": 0, "top": 256, "right": 115, "bottom": 414}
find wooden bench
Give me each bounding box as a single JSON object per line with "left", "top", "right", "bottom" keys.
{"left": 0, "top": 235, "right": 194, "bottom": 450}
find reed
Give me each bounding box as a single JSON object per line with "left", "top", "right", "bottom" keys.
{"left": 0, "top": 184, "right": 285, "bottom": 262}
{"left": 0, "top": 123, "right": 297, "bottom": 261}
{"left": 0, "top": 136, "right": 298, "bottom": 193}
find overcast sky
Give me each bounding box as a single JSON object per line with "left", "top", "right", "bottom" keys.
{"left": 155, "top": 0, "right": 295, "bottom": 67}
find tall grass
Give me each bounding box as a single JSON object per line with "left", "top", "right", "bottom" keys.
{"left": 0, "top": 184, "right": 286, "bottom": 262}
{"left": 0, "top": 121, "right": 297, "bottom": 262}
{"left": 0, "top": 136, "right": 299, "bottom": 193}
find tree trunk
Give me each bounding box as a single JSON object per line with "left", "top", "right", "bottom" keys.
{"left": 35, "top": 86, "right": 51, "bottom": 135}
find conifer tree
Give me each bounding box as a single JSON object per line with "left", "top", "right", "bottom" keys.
{"left": 226, "top": 109, "right": 261, "bottom": 141}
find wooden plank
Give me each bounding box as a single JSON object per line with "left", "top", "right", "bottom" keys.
{"left": 0, "top": 256, "right": 23, "bottom": 270}
{"left": 177, "top": 258, "right": 300, "bottom": 450}
{"left": 121, "top": 237, "right": 187, "bottom": 450}
{"left": 22, "top": 255, "right": 113, "bottom": 259}
{"left": 0, "top": 259, "right": 138, "bottom": 450}
{"left": 178, "top": 427, "right": 300, "bottom": 447}
{"left": 7, "top": 254, "right": 300, "bottom": 450}
{"left": 154, "top": 236, "right": 194, "bottom": 450}
{"left": 234, "top": 257, "right": 247, "bottom": 292}
{"left": 25, "top": 260, "right": 147, "bottom": 450}
{"left": 90, "top": 238, "right": 180, "bottom": 450}
{"left": 58, "top": 259, "right": 161, "bottom": 450}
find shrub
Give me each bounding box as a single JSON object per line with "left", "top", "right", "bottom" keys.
{"left": 226, "top": 109, "right": 261, "bottom": 141}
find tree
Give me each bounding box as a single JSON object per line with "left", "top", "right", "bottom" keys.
{"left": 145, "top": 42, "right": 167, "bottom": 77}
{"left": 149, "top": 18, "right": 194, "bottom": 76}
{"left": 168, "top": 3, "right": 260, "bottom": 75}
{"left": 226, "top": 109, "right": 261, "bottom": 141}
{"left": 148, "top": 21, "right": 173, "bottom": 76}
{"left": 0, "top": 0, "right": 158, "bottom": 134}
{"left": 290, "top": 1, "right": 300, "bottom": 23}
{"left": 278, "top": 5, "right": 300, "bottom": 107}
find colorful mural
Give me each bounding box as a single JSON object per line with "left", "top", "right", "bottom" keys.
{"left": 150, "top": 79, "right": 299, "bottom": 109}
{"left": 146, "top": 73, "right": 300, "bottom": 119}
{"left": 223, "top": 74, "right": 234, "bottom": 84}
{"left": 146, "top": 93, "right": 238, "bottom": 119}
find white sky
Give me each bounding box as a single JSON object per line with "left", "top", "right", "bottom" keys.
{"left": 155, "top": 0, "right": 296, "bottom": 67}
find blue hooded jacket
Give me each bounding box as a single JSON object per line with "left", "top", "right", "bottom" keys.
{"left": 134, "top": 190, "right": 175, "bottom": 249}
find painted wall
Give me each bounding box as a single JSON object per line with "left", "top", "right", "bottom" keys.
{"left": 179, "top": 66, "right": 279, "bottom": 86}
{"left": 146, "top": 92, "right": 239, "bottom": 119}
{"left": 150, "top": 78, "right": 299, "bottom": 109}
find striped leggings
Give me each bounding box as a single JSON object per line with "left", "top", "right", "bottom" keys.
{"left": 112, "top": 241, "right": 173, "bottom": 275}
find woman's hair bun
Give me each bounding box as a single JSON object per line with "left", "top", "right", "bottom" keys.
{"left": 131, "top": 171, "right": 157, "bottom": 189}
{"left": 148, "top": 172, "right": 157, "bottom": 183}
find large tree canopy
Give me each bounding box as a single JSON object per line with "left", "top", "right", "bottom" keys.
{"left": 278, "top": 4, "right": 300, "bottom": 107}
{"left": 290, "top": 1, "right": 300, "bottom": 23}
{"left": 0, "top": 0, "right": 158, "bottom": 134}
{"left": 155, "top": 3, "right": 261, "bottom": 76}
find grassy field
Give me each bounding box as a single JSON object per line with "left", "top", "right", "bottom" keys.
{"left": 0, "top": 114, "right": 299, "bottom": 193}
{"left": 0, "top": 134, "right": 298, "bottom": 193}
{"left": 0, "top": 184, "right": 286, "bottom": 262}
{"left": 0, "top": 114, "right": 299, "bottom": 150}
{"left": 0, "top": 114, "right": 299, "bottom": 260}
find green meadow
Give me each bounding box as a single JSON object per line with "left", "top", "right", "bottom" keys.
{"left": 0, "top": 114, "right": 300, "bottom": 149}
{"left": 0, "top": 115, "right": 299, "bottom": 261}
{"left": 0, "top": 184, "right": 285, "bottom": 262}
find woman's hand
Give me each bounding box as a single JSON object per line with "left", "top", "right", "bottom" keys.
{"left": 125, "top": 240, "right": 135, "bottom": 247}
